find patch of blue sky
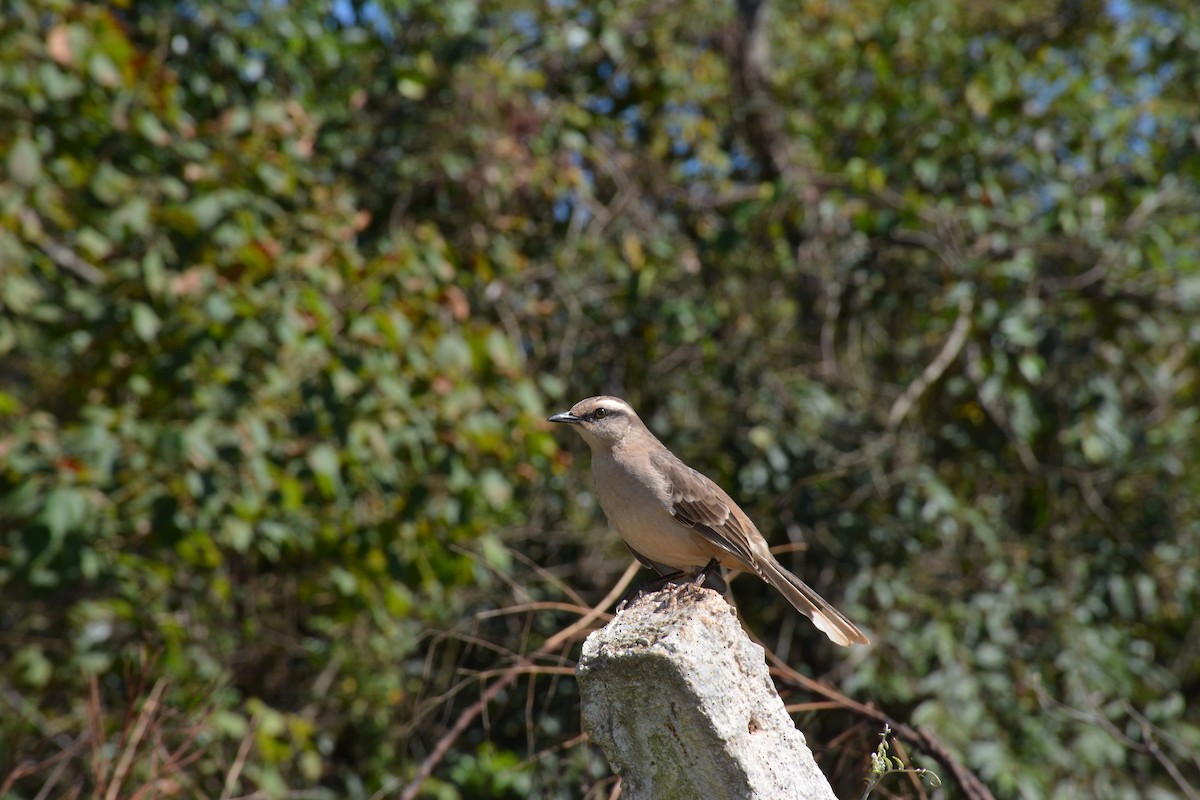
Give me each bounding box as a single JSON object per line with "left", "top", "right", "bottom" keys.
{"left": 587, "top": 96, "right": 615, "bottom": 114}
{"left": 510, "top": 11, "right": 540, "bottom": 42}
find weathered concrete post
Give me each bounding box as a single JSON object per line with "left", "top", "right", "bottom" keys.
{"left": 577, "top": 587, "right": 839, "bottom": 800}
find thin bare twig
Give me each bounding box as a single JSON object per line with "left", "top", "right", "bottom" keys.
{"left": 1035, "top": 683, "right": 1198, "bottom": 799}
{"left": 887, "top": 294, "right": 974, "bottom": 430}
{"left": 103, "top": 679, "right": 166, "bottom": 800}
{"left": 219, "top": 712, "right": 259, "bottom": 800}
{"left": 476, "top": 600, "right": 598, "bottom": 619}
{"left": 765, "top": 653, "right": 995, "bottom": 800}
{"left": 395, "top": 561, "right": 640, "bottom": 800}
{"left": 30, "top": 755, "right": 70, "bottom": 800}
{"left": 473, "top": 665, "right": 577, "bottom": 680}
{"left": 1, "top": 745, "right": 79, "bottom": 797}
{"left": 88, "top": 676, "right": 106, "bottom": 798}
{"left": 35, "top": 238, "right": 106, "bottom": 285}
{"left": 1139, "top": 721, "right": 1200, "bottom": 800}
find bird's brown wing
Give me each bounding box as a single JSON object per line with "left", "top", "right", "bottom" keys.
{"left": 652, "top": 450, "right": 870, "bottom": 647}
{"left": 650, "top": 450, "right": 758, "bottom": 568}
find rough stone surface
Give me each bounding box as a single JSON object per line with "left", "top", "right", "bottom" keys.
{"left": 577, "top": 587, "right": 838, "bottom": 800}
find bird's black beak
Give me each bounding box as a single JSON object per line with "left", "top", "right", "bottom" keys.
{"left": 548, "top": 411, "right": 582, "bottom": 425}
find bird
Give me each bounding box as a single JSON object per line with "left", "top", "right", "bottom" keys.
{"left": 549, "top": 395, "right": 869, "bottom": 647}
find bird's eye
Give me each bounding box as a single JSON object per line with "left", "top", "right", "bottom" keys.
{"left": 592, "top": 408, "right": 608, "bottom": 420}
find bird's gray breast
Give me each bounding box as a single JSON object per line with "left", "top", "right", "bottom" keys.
{"left": 591, "top": 445, "right": 712, "bottom": 568}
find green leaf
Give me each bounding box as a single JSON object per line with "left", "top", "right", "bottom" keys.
{"left": 222, "top": 518, "right": 253, "bottom": 552}
{"left": 478, "top": 469, "right": 511, "bottom": 510}
{"left": 7, "top": 136, "right": 42, "bottom": 186}
{"left": 136, "top": 112, "right": 171, "bottom": 146}
{"left": 14, "top": 646, "right": 53, "bottom": 688}
{"left": 307, "top": 443, "right": 342, "bottom": 497}
{"left": 40, "top": 487, "right": 88, "bottom": 539}
{"left": 0, "top": 390, "right": 19, "bottom": 415}
{"left": 87, "top": 51, "right": 121, "bottom": 86}
{"left": 131, "top": 303, "right": 162, "bottom": 342}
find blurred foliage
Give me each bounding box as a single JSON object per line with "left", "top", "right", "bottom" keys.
{"left": 2, "top": 0, "right": 1199, "bottom": 798}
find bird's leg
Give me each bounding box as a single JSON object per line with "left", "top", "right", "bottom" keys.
{"left": 616, "top": 560, "right": 725, "bottom": 611}
{"left": 692, "top": 558, "right": 721, "bottom": 588}
{"left": 665, "top": 559, "right": 725, "bottom": 607}
{"left": 616, "top": 569, "right": 688, "bottom": 612}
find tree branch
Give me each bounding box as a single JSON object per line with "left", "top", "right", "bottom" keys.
{"left": 396, "top": 562, "right": 638, "bottom": 800}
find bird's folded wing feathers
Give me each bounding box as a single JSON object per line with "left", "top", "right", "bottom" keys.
{"left": 650, "top": 450, "right": 869, "bottom": 646}
{"left": 650, "top": 450, "right": 758, "bottom": 567}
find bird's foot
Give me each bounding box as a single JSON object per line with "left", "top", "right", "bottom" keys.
{"left": 667, "top": 564, "right": 719, "bottom": 607}
{"left": 615, "top": 570, "right": 687, "bottom": 612}
{"left": 666, "top": 581, "right": 698, "bottom": 609}
{"left": 615, "top": 561, "right": 725, "bottom": 612}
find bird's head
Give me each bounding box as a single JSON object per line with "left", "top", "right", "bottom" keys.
{"left": 548, "top": 395, "right": 639, "bottom": 450}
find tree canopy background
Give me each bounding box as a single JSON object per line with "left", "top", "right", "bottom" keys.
{"left": 2, "top": 0, "right": 1198, "bottom": 797}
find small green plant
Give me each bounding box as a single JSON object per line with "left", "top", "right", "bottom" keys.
{"left": 862, "top": 724, "right": 942, "bottom": 799}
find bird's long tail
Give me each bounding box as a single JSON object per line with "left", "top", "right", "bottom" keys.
{"left": 756, "top": 557, "right": 870, "bottom": 647}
